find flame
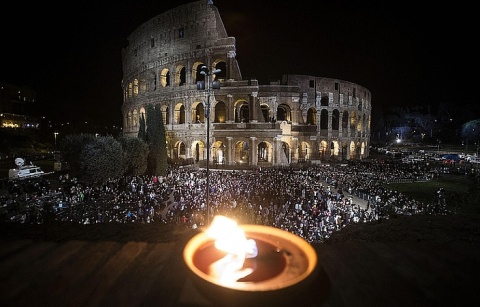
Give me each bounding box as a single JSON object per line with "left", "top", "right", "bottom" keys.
{"left": 205, "top": 216, "right": 258, "bottom": 284}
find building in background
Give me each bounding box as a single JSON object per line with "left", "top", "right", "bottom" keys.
{"left": 121, "top": 0, "right": 371, "bottom": 167}
{"left": 0, "top": 82, "right": 39, "bottom": 129}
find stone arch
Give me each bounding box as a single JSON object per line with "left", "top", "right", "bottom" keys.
{"left": 133, "top": 79, "right": 139, "bottom": 96}
{"left": 234, "top": 140, "right": 250, "bottom": 164}
{"left": 174, "top": 102, "right": 186, "bottom": 124}
{"left": 212, "top": 60, "right": 227, "bottom": 80}
{"left": 349, "top": 140, "right": 356, "bottom": 160}
{"left": 298, "top": 141, "right": 310, "bottom": 160}
{"left": 192, "top": 101, "right": 205, "bottom": 123}
{"left": 234, "top": 100, "right": 249, "bottom": 123}
{"left": 191, "top": 140, "right": 205, "bottom": 162}
{"left": 330, "top": 140, "right": 339, "bottom": 158}
{"left": 277, "top": 104, "right": 291, "bottom": 122}
{"left": 139, "top": 107, "right": 146, "bottom": 121}
{"left": 281, "top": 141, "right": 290, "bottom": 164}
{"left": 132, "top": 109, "right": 138, "bottom": 127}
{"left": 319, "top": 140, "right": 328, "bottom": 160}
{"left": 138, "top": 76, "right": 147, "bottom": 94}
{"left": 339, "top": 141, "right": 348, "bottom": 161}
{"left": 160, "top": 68, "right": 170, "bottom": 87}
{"left": 174, "top": 141, "right": 187, "bottom": 159}
{"left": 193, "top": 62, "right": 206, "bottom": 84}
{"left": 212, "top": 140, "right": 227, "bottom": 164}
{"left": 128, "top": 82, "right": 133, "bottom": 98}
{"left": 342, "top": 111, "right": 349, "bottom": 129}
{"left": 356, "top": 113, "right": 362, "bottom": 132}
{"left": 320, "top": 109, "right": 328, "bottom": 129}
{"left": 257, "top": 141, "right": 273, "bottom": 162}
{"left": 350, "top": 111, "right": 357, "bottom": 131}
{"left": 214, "top": 101, "right": 226, "bottom": 123}
{"left": 260, "top": 104, "right": 271, "bottom": 122}
{"left": 332, "top": 109, "right": 340, "bottom": 130}
{"left": 127, "top": 111, "right": 133, "bottom": 129}
{"left": 307, "top": 107, "right": 317, "bottom": 125}
{"left": 175, "top": 65, "right": 186, "bottom": 86}
{"left": 320, "top": 95, "right": 329, "bottom": 106}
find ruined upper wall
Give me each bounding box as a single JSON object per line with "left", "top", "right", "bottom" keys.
{"left": 121, "top": 0, "right": 237, "bottom": 80}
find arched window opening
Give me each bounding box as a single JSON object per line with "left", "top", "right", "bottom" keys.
{"left": 258, "top": 142, "right": 268, "bottom": 161}
{"left": 261, "top": 105, "right": 270, "bottom": 122}
{"left": 332, "top": 109, "right": 340, "bottom": 130}
{"left": 342, "top": 111, "right": 349, "bottom": 129}
{"left": 307, "top": 108, "right": 317, "bottom": 125}
{"left": 320, "top": 95, "right": 329, "bottom": 106}
{"left": 277, "top": 104, "right": 291, "bottom": 122}
{"left": 320, "top": 109, "right": 328, "bottom": 129}
{"left": 195, "top": 103, "right": 205, "bottom": 123}
{"left": 161, "top": 68, "right": 170, "bottom": 87}
{"left": 133, "top": 79, "right": 139, "bottom": 96}
{"left": 214, "top": 101, "right": 226, "bottom": 123}
{"left": 179, "top": 67, "right": 186, "bottom": 86}
{"left": 214, "top": 62, "right": 227, "bottom": 80}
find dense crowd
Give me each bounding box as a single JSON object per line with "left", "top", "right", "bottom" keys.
{"left": 0, "top": 158, "right": 450, "bottom": 243}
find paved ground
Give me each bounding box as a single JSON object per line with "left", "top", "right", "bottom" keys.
{"left": 1, "top": 213, "right": 479, "bottom": 307}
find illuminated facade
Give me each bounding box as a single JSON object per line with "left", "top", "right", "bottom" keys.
{"left": 0, "top": 82, "right": 39, "bottom": 129}
{"left": 121, "top": 0, "right": 371, "bottom": 167}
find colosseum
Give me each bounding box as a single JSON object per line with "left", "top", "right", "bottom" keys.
{"left": 121, "top": 0, "right": 371, "bottom": 168}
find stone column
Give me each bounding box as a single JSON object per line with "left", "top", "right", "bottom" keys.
{"left": 227, "top": 137, "right": 233, "bottom": 165}
{"left": 227, "top": 51, "right": 236, "bottom": 80}
{"left": 249, "top": 136, "right": 257, "bottom": 166}
{"left": 250, "top": 92, "right": 258, "bottom": 123}
{"left": 226, "top": 94, "right": 233, "bottom": 123}
{"left": 273, "top": 137, "right": 280, "bottom": 166}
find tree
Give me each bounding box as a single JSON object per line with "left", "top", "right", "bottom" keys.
{"left": 157, "top": 106, "right": 168, "bottom": 176}
{"left": 80, "top": 136, "right": 125, "bottom": 184}
{"left": 461, "top": 119, "right": 480, "bottom": 143}
{"left": 138, "top": 112, "right": 146, "bottom": 141}
{"left": 145, "top": 104, "right": 168, "bottom": 176}
{"left": 60, "top": 133, "right": 96, "bottom": 178}
{"left": 118, "top": 135, "right": 149, "bottom": 176}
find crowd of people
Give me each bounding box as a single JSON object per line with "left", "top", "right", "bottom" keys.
{"left": 0, "top": 158, "right": 451, "bottom": 243}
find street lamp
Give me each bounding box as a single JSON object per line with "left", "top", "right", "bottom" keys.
{"left": 54, "top": 132, "right": 59, "bottom": 150}
{"left": 197, "top": 65, "right": 221, "bottom": 226}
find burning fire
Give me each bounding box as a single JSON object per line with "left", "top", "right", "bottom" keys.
{"left": 205, "top": 216, "right": 258, "bottom": 284}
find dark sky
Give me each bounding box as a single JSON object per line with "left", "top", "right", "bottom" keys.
{"left": 1, "top": 0, "right": 475, "bottom": 127}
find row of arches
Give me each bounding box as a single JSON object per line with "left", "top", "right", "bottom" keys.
{"left": 124, "top": 61, "right": 227, "bottom": 100}
{"left": 125, "top": 102, "right": 367, "bottom": 133}
{"left": 169, "top": 138, "right": 366, "bottom": 165}
{"left": 125, "top": 100, "right": 291, "bottom": 127}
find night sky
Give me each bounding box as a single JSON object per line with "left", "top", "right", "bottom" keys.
{"left": 0, "top": 0, "right": 475, "bottom": 127}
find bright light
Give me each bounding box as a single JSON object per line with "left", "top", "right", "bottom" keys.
{"left": 205, "top": 216, "right": 258, "bottom": 284}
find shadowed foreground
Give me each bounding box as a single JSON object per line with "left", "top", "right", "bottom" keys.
{"left": 1, "top": 214, "right": 479, "bottom": 306}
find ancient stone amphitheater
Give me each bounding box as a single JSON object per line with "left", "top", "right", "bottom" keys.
{"left": 121, "top": 0, "right": 371, "bottom": 167}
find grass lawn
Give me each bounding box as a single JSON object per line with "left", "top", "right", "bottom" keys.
{"left": 385, "top": 173, "right": 472, "bottom": 204}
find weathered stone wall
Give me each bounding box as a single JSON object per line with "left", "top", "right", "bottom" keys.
{"left": 121, "top": 0, "right": 371, "bottom": 165}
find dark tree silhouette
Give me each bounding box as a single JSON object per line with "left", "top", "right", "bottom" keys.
{"left": 146, "top": 104, "right": 168, "bottom": 176}
{"left": 138, "top": 112, "right": 146, "bottom": 141}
